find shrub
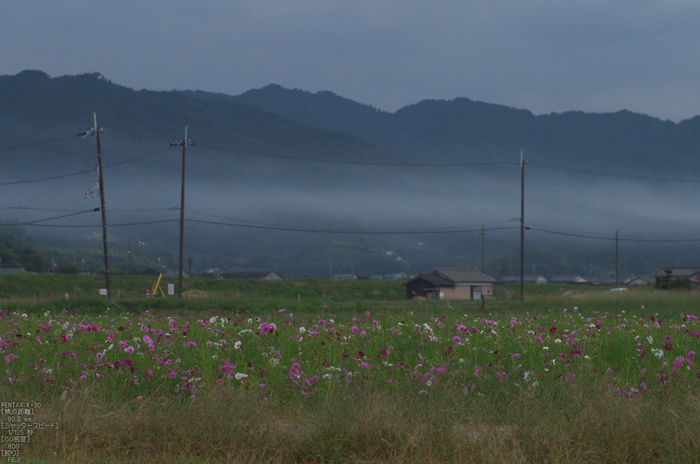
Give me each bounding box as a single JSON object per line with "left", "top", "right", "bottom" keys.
{"left": 55, "top": 264, "right": 79, "bottom": 275}
{"left": 667, "top": 278, "right": 691, "bottom": 291}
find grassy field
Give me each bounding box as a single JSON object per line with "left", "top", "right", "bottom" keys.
{"left": 1, "top": 276, "right": 700, "bottom": 462}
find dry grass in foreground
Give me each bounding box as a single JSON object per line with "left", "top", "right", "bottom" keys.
{"left": 15, "top": 383, "right": 700, "bottom": 463}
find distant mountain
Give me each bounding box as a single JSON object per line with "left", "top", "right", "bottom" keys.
{"left": 222, "top": 84, "right": 700, "bottom": 175}
{"left": 231, "top": 84, "right": 393, "bottom": 147}
{"left": 3, "top": 70, "right": 700, "bottom": 278}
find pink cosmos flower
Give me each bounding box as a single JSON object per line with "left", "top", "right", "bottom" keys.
{"left": 90, "top": 324, "right": 99, "bottom": 332}
{"left": 360, "top": 331, "right": 367, "bottom": 337}
{"left": 452, "top": 336, "right": 462, "bottom": 344}
{"left": 125, "top": 346, "right": 135, "bottom": 354}
{"left": 360, "top": 362, "right": 370, "bottom": 369}
{"left": 351, "top": 326, "right": 359, "bottom": 333}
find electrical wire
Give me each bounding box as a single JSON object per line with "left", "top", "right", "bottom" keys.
{"left": 198, "top": 143, "right": 513, "bottom": 167}
{"left": 0, "top": 135, "right": 76, "bottom": 154}
{"left": 530, "top": 162, "right": 700, "bottom": 183}
{"left": 0, "top": 208, "right": 99, "bottom": 226}
{"left": 185, "top": 219, "right": 520, "bottom": 235}
{"left": 527, "top": 226, "right": 700, "bottom": 243}
{"left": 0, "top": 146, "right": 170, "bottom": 186}
{"left": 20, "top": 219, "right": 179, "bottom": 228}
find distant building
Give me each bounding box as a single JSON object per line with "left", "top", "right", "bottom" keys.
{"left": 499, "top": 275, "right": 548, "bottom": 285}
{"left": 652, "top": 267, "right": 700, "bottom": 289}
{"left": 0, "top": 257, "right": 25, "bottom": 275}
{"left": 0, "top": 268, "right": 26, "bottom": 275}
{"left": 584, "top": 277, "right": 618, "bottom": 286}
{"left": 626, "top": 276, "right": 654, "bottom": 287}
{"left": 550, "top": 275, "right": 589, "bottom": 285}
{"left": 220, "top": 271, "right": 284, "bottom": 281}
{"left": 332, "top": 274, "right": 357, "bottom": 281}
{"left": 404, "top": 268, "right": 496, "bottom": 300}
{"left": 652, "top": 267, "right": 700, "bottom": 279}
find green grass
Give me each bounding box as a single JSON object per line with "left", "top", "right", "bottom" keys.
{"left": 0, "top": 274, "right": 404, "bottom": 301}
{"left": 3, "top": 284, "right": 700, "bottom": 463}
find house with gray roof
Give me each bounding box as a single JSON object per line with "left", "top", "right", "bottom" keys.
{"left": 626, "top": 276, "right": 654, "bottom": 287}
{"left": 652, "top": 267, "right": 700, "bottom": 279}
{"left": 404, "top": 268, "right": 496, "bottom": 300}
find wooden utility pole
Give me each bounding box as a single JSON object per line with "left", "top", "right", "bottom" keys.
{"left": 481, "top": 225, "right": 485, "bottom": 273}
{"left": 517, "top": 149, "right": 527, "bottom": 302}
{"left": 81, "top": 113, "right": 110, "bottom": 298}
{"left": 171, "top": 127, "right": 194, "bottom": 298}
{"left": 616, "top": 230, "right": 619, "bottom": 288}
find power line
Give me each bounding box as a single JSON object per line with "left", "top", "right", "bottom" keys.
{"left": 199, "top": 143, "right": 513, "bottom": 167}
{"left": 0, "top": 146, "right": 170, "bottom": 186}
{"left": 185, "top": 218, "right": 519, "bottom": 235}
{"left": 530, "top": 162, "right": 700, "bottom": 184}
{"left": 0, "top": 135, "right": 76, "bottom": 154}
{"left": 528, "top": 226, "right": 700, "bottom": 243}
{"left": 19, "top": 219, "right": 179, "bottom": 228}
{"left": 0, "top": 206, "right": 86, "bottom": 212}
{"left": 186, "top": 210, "right": 517, "bottom": 231}
{"left": 104, "top": 146, "right": 170, "bottom": 169}
{"left": 0, "top": 169, "right": 93, "bottom": 186}
{"left": 0, "top": 208, "right": 99, "bottom": 226}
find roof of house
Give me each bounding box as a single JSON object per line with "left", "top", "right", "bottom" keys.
{"left": 404, "top": 273, "right": 454, "bottom": 288}
{"left": 406, "top": 268, "right": 496, "bottom": 287}
{"left": 434, "top": 268, "right": 497, "bottom": 284}
{"left": 652, "top": 267, "right": 700, "bottom": 278}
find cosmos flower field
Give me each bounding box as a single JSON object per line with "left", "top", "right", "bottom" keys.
{"left": 2, "top": 304, "right": 700, "bottom": 401}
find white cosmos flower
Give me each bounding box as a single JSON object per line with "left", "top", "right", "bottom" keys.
{"left": 234, "top": 373, "right": 248, "bottom": 380}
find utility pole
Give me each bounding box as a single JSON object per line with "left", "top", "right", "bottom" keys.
{"left": 515, "top": 149, "right": 527, "bottom": 302}
{"left": 127, "top": 243, "right": 132, "bottom": 274}
{"left": 615, "top": 231, "right": 620, "bottom": 288}
{"left": 481, "top": 225, "right": 485, "bottom": 273}
{"left": 171, "top": 126, "right": 194, "bottom": 298}
{"left": 80, "top": 113, "right": 110, "bottom": 298}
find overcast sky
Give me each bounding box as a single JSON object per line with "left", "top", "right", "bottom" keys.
{"left": 3, "top": 1, "right": 700, "bottom": 121}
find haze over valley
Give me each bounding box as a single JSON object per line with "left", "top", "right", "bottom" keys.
{"left": 1, "top": 71, "right": 699, "bottom": 279}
